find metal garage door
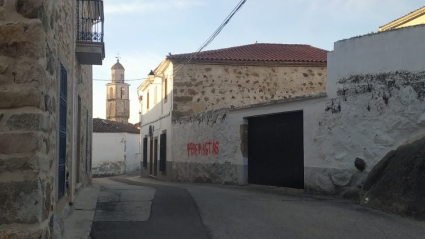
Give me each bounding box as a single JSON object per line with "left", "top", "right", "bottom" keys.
{"left": 248, "top": 111, "right": 304, "bottom": 189}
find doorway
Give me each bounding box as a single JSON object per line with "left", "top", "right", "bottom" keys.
{"left": 154, "top": 138, "right": 158, "bottom": 177}
{"left": 248, "top": 111, "right": 304, "bottom": 189}
{"left": 149, "top": 138, "right": 153, "bottom": 175}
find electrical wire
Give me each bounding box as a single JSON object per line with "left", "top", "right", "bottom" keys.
{"left": 95, "top": 0, "right": 247, "bottom": 83}
{"left": 173, "top": 0, "right": 247, "bottom": 74}
{"left": 93, "top": 78, "right": 147, "bottom": 82}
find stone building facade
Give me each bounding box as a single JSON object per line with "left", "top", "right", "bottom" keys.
{"left": 106, "top": 60, "right": 130, "bottom": 123}
{"left": 138, "top": 43, "right": 327, "bottom": 184}
{"left": 0, "top": 0, "right": 104, "bottom": 238}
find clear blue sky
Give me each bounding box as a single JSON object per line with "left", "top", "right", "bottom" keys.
{"left": 93, "top": 0, "right": 424, "bottom": 123}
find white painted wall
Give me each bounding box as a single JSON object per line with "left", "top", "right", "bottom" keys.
{"left": 172, "top": 96, "right": 327, "bottom": 185}
{"left": 125, "top": 133, "right": 141, "bottom": 173}
{"left": 92, "top": 132, "right": 140, "bottom": 176}
{"left": 139, "top": 62, "right": 174, "bottom": 178}
{"left": 327, "top": 24, "right": 425, "bottom": 98}
{"left": 304, "top": 25, "right": 425, "bottom": 194}
{"left": 170, "top": 25, "right": 425, "bottom": 193}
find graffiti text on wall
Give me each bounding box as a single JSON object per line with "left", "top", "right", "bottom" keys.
{"left": 187, "top": 141, "right": 219, "bottom": 156}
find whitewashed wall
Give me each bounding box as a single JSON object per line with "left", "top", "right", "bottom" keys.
{"left": 139, "top": 62, "right": 174, "bottom": 179}
{"left": 172, "top": 96, "right": 326, "bottom": 185}
{"left": 170, "top": 25, "right": 425, "bottom": 196}
{"left": 327, "top": 25, "right": 425, "bottom": 98}
{"left": 125, "top": 133, "right": 141, "bottom": 173}
{"left": 309, "top": 25, "right": 425, "bottom": 195}
{"left": 92, "top": 133, "right": 140, "bottom": 176}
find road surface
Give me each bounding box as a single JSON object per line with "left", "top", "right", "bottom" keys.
{"left": 90, "top": 175, "right": 425, "bottom": 239}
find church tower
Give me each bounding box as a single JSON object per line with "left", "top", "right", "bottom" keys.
{"left": 106, "top": 59, "right": 130, "bottom": 123}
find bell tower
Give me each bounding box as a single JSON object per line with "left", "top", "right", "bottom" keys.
{"left": 106, "top": 56, "right": 130, "bottom": 123}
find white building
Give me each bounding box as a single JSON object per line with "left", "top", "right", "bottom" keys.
{"left": 92, "top": 118, "right": 140, "bottom": 177}
{"left": 137, "top": 43, "right": 328, "bottom": 184}
{"left": 137, "top": 29, "right": 425, "bottom": 197}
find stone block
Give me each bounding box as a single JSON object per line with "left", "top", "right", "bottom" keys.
{"left": 12, "top": 59, "right": 45, "bottom": 84}
{"left": 6, "top": 113, "right": 42, "bottom": 130}
{"left": 174, "top": 96, "right": 193, "bottom": 102}
{"left": 316, "top": 173, "right": 335, "bottom": 193}
{"left": 0, "top": 228, "right": 44, "bottom": 239}
{"left": 330, "top": 170, "right": 353, "bottom": 186}
{"left": 0, "top": 21, "right": 45, "bottom": 59}
{"left": 0, "top": 180, "right": 39, "bottom": 224}
{"left": 0, "top": 156, "right": 38, "bottom": 172}
{"left": 16, "top": 0, "right": 43, "bottom": 19}
{"left": 0, "top": 62, "right": 7, "bottom": 74}
{"left": 0, "top": 0, "right": 4, "bottom": 6}
{"left": 0, "top": 88, "right": 42, "bottom": 109}
{"left": 0, "top": 132, "right": 40, "bottom": 154}
{"left": 361, "top": 136, "right": 425, "bottom": 220}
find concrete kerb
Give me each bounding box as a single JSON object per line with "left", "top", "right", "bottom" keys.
{"left": 63, "top": 185, "right": 100, "bottom": 239}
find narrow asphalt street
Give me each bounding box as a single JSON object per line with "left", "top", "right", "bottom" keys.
{"left": 90, "top": 175, "right": 425, "bottom": 239}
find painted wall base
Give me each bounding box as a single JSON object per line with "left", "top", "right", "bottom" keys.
{"left": 304, "top": 167, "right": 367, "bottom": 198}
{"left": 172, "top": 161, "right": 247, "bottom": 185}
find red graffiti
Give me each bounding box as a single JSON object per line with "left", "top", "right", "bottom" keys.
{"left": 187, "top": 141, "right": 219, "bottom": 156}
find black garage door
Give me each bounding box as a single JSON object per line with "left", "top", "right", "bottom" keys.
{"left": 248, "top": 111, "right": 304, "bottom": 189}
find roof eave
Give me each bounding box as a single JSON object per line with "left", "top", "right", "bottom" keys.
{"left": 378, "top": 7, "right": 425, "bottom": 31}
{"left": 168, "top": 58, "right": 327, "bottom": 67}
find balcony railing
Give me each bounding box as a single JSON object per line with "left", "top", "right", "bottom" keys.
{"left": 77, "top": 0, "right": 104, "bottom": 42}
{"left": 75, "top": 0, "right": 105, "bottom": 65}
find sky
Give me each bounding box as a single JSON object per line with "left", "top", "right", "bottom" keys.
{"left": 93, "top": 0, "right": 424, "bottom": 124}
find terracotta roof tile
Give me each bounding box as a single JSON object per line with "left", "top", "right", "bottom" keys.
{"left": 93, "top": 118, "right": 139, "bottom": 134}
{"left": 167, "top": 43, "right": 328, "bottom": 63}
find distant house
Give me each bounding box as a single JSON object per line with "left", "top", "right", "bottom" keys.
{"left": 92, "top": 118, "right": 140, "bottom": 177}
{"left": 137, "top": 43, "right": 328, "bottom": 186}
{"left": 378, "top": 6, "right": 425, "bottom": 32}
{"left": 134, "top": 122, "right": 141, "bottom": 130}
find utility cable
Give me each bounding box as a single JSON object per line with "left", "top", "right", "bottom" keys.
{"left": 93, "top": 78, "right": 147, "bottom": 82}
{"left": 173, "top": 0, "right": 247, "bottom": 74}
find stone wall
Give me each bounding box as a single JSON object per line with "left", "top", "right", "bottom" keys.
{"left": 172, "top": 63, "right": 326, "bottom": 118}
{"left": 0, "top": 0, "right": 92, "bottom": 238}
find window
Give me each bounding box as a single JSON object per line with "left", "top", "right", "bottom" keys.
{"left": 109, "top": 87, "right": 113, "bottom": 98}
{"left": 147, "top": 91, "right": 149, "bottom": 110}
{"left": 121, "top": 74, "right": 124, "bottom": 82}
{"left": 164, "top": 77, "right": 168, "bottom": 102}
{"left": 154, "top": 86, "right": 157, "bottom": 105}
{"left": 121, "top": 88, "right": 125, "bottom": 99}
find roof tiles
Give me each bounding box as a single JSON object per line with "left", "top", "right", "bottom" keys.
{"left": 167, "top": 43, "right": 328, "bottom": 63}
{"left": 93, "top": 118, "right": 139, "bottom": 134}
